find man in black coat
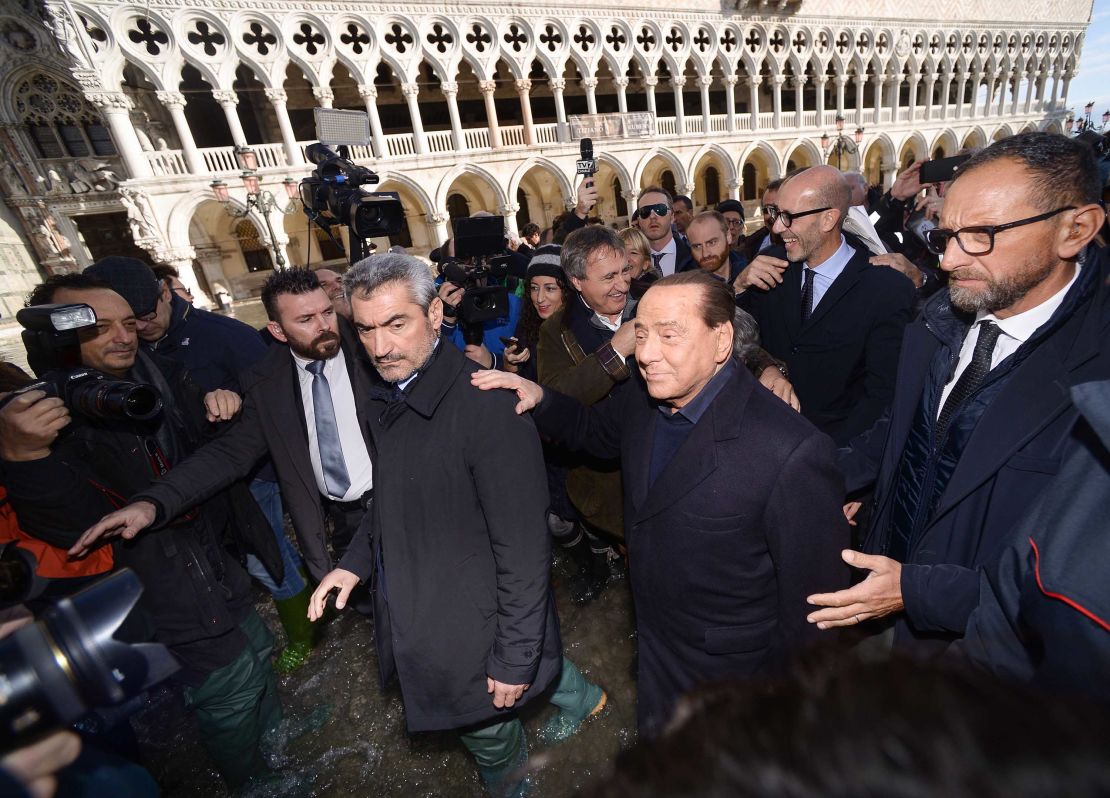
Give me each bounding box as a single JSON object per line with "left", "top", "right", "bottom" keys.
{"left": 309, "top": 253, "right": 605, "bottom": 796}
{"left": 736, "top": 165, "right": 917, "bottom": 445}
{"left": 7, "top": 282, "right": 281, "bottom": 788}
{"left": 807, "top": 132, "right": 1110, "bottom": 657}
{"left": 473, "top": 271, "right": 850, "bottom": 736}
{"left": 635, "top": 186, "right": 695, "bottom": 276}
{"left": 81, "top": 269, "right": 376, "bottom": 605}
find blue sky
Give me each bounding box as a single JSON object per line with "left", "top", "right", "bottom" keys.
{"left": 1069, "top": 0, "right": 1110, "bottom": 123}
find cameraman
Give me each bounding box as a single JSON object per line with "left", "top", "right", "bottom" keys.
{"left": 436, "top": 213, "right": 528, "bottom": 369}
{"left": 0, "top": 275, "right": 282, "bottom": 790}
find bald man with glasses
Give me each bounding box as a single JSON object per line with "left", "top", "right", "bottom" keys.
{"left": 736, "top": 165, "right": 916, "bottom": 446}
{"left": 810, "top": 131, "right": 1110, "bottom": 659}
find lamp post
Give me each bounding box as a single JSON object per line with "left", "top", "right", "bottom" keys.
{"left": 820, "top": 114, "right": 865, "bottom": 172}
{"left": 210, "top": 146, "right": 299, "bottom": 269}
{"left": 1103, "top": 110, "right": 1110, "bottom": 132}
{"left": 1082, "top": 101, "right": 1095, "bottom": 132}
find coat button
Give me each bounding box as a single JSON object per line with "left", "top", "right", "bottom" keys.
{"left": 791, "top": 346, "right": 799, "bottom": 354}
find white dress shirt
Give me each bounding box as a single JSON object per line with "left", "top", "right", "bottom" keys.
{"left": 292, "top": 350, "right": 374, "bottom": 501}
{"left": 804, "top": 235, "right": 854, "bottom": 311}
{"left": 938, "top": 265, "right": 1080, "bottom": 415}
{"left": 650, "top": 237, "right": 679, "bottom": 277}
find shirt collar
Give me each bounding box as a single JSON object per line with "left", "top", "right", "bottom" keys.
{"left": 658, "top": 359, "right": 736, "bottom": 424}
{"left": 805, "top": 235, "right": 853, "bottom": 276}
{"left": 397, "top": 337, "right": 439, "bottom": 391}
{"left": 653, "top": 236, "right": 677, "bottom": 256}
{"left": 292, "top": 348, "right": 343, "bottom": 372}
{"left": 975, "top": 264, "right": 1081, "bottom": 345}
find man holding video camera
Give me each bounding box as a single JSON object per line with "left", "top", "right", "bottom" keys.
{"left": 0, "top": 274, "right": 283, "bottom": 790}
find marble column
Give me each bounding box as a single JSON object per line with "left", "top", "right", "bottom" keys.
{"left": 401, "top": 83, "right": 428, "bottom": 154}
{"left": 835, "top": 74, "right": 847, "bottom": 117}
{"left": 426, "top": 212, "right": 450, "bottom": 248}
{"left": 614, "top": 77, "right": 629, "bottom": 114}
{"left": 312, "top": 86, "right": 334, "bottom": 109}
{"left": 672, "top": 76, "right": 687, "bottom": 133}
{"left": 551, "top": 78, "right": 569, "bottom": 142}
{"left": 499, "top": 202, "right": 520, "bottom": 239}
{"left": 515, "top": 79, "right": 536, "bottom": 145}
{"left": 771, "top": 74, "right": 784, "bottom": 129}
{"left": 583, "top": 77, "right": 599, "bottom": 116}
{"left": 747, "top": 76, "right": 761, "bottom": 129}
{"left": 871, "top": 75, "right": 884, "bottom": 125}
{"left": 1060, "top": 69, "right": 1074, "bottom": 111}
{"left": 357, "top": 84, "right": 388, "bottom": 158}
{"left": 698, "top": 75, "right": 713, "bottom": 134}
{"left": 479, "top": 80, "right": 502, "bottom": 148}
{"left": 724, "top": 75, "right": 737, "bottom": 132}
{"left": 854, "top": 76, "right": 866, "bottom": 125}
{"left": 441, "top": 82, "right": 466, "bottom": 152}
{"left": 212, "top": 89, "right": 247, "bottom": 148}
{"left": 924, "top": 73, "right": 938, "bottom": 120}
{"left": 644, "top": 76, "right": 659, "bottom": 118}
{"left": 264, "top": 88, "right": 305, "bottom": 166}
{"left": 155, "top": 90, "right": 204, "bottom": 174}
{"left": 793, "top": 75, "right": 805, "bottom": 128}
{"left": 726, "top": 178, "right": 741, "bottom": 201}
{"left": 815, "top": 75, "right": 827, "bottom": 118}
{"left": 85, "top": 92, "right": 153, "bottom": 178}
{"left": 159, "top": 247, "right": 212, "bottom": 308}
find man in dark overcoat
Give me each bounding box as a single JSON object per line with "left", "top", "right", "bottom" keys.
{"left": 310, "top": 253, "right": 605, "bottom": 796}
{"left": 474, "top": 271, "right": 850, "bottom": 736}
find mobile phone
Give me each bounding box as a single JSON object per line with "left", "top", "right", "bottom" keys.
{"left": 499, "top": 336, "right": 519, "bottom": 350}
{"left": 919, "top": 154, "right": 970, "bottom": 185}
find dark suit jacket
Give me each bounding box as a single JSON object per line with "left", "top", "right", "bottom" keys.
{"left": 139, "top": 321, "right": 374, "bottom": 582}
{"left": 738, "top": 241, "right": 916, "bottom": 445}
{"left": 534, "top": 364, "right": 850, "bottom": 734}
{"left": 841, "top": 245, "right": 1110, "bottom": 654}
{"left": 672, "top": 236, "right": 695, "bottom": 274}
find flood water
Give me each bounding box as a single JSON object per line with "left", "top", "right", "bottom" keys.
{"left": 133, "top": 555, "right": 638, "bottom": 797}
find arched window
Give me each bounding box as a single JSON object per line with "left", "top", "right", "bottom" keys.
{"left": 15, "top": 73, "right": 115, "bottom": 159}
{"left": 742, "top": 163, "right": 757, "bottom": 200}
{"left": 235, "top": 220, "right": 274, "bottom": 272}
{"left": 704, "top": 167, "right": 721, "bottom": 206}
{"left": 447, "top": 192, "right": 470, "bottom": 220}
{"left": 661, "top": 170, "right": 677, "bottom": 198}
{"left": 613, "top": 179, "right": 628, "bottom": 219}
{"left": 516, "top": 187, "right": 531, "bottom": 229}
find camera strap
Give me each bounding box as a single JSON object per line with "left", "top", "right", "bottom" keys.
{"left": 142, "top": 436, "right": 197, "bottom": 523}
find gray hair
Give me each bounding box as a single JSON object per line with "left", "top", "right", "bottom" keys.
{"left": 733, "top": 307, "right": 761, "bottom": 362}
{"left": 343, "top": 252, "right": 437, "bottom": 310}
{"left": 561, "top": 225, "right": 626, "bottom": 281}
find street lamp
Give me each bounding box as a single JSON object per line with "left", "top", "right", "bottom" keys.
{"left": 210, "top": 147, "right": 299, "bottom": 269}
{"left": 1103, "top": 110, "right": 1110, "bottom": 131}
{"left": 820, "top": 114, "right": 865, "bottom": 171}
{"left": 1065, "top": 116, "right": 1075, "bottom": 135}
{"left": 1083, "top": 101, "right": 1095, "bottom": 131}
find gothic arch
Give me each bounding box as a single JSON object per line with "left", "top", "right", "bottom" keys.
{"left": 686, "top": 143, "right": 738, "bottom": 186}
{"left": 435, "top": 163, "right": 508, "bottom": 212}
{"left": 633, "top": 147, "right": 687, "bottom": 190}
{"left": 781, "top": 137, "right": 823, "bottom": 173}
{"left": 506, "top": 157, "right": 575, "bottom": 207}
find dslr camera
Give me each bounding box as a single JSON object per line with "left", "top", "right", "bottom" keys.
{"left": 6, "top": 303, "right": 162, "bottom": 422}
{"left": 438, "top": 216, "right": 522, "bottom": 344}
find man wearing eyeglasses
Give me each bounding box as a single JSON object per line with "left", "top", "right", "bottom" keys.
{"left": 736, "top": 166, "right": 916, "bottom": 446}
{"left": 808, "top": 131, "right": 1110, "bottom": 658}
{"left": 634, "top": 186, "right": 695, "bottom": 277}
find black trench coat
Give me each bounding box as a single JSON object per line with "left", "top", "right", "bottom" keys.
{"left": 341, "top": 341, "right": 562, "bottom": 732}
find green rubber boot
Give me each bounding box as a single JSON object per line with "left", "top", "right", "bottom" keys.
{"left": 273, "top": 582, "right": 319, "bottom": 674}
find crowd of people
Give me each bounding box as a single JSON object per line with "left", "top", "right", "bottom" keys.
{"left": 1, "top": 129, "right": 1109, "bottom": 797}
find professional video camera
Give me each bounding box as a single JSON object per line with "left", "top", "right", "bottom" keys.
{"left": 436, "top": 216, "right": 522, "bottom": 344}
{"left": 6, "top": 303, "right": 162, "bottom": 423}
{"left": 299, "top": 143, "right": 405, "bottom": 262}
{"left": 0, "top": 568, "right": 178, "bottom": 753}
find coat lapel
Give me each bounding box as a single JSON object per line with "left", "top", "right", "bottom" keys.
{"left": 802, "top": 249, "right": 867, "bottom": 332}
{"left": 632, "top": 370, "right": 752, "bottom": 524}
{"left": 262, "top": 349, "right": 318, "bottom": 497}
{"left": 779, "top": 261, "right": 804, "bottom": 342}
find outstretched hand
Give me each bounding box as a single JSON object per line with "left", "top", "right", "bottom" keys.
{"left": 70, "top": 501, "right": 156, "bottom": 558}
{"left": 470, "top": 370, "right": 544, "bottom": 414}
{"left": 308, "top": 568, "right": 361, "bottom": 621}
{"left": 806, "top": 550, "right": 904, "bottom": 629}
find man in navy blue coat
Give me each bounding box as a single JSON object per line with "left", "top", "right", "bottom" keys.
{"left": 807, "top": 132, "right": 1110, "bottom": 657}
{"left": 474, "top": 271, "right": 850, "bottom": 735}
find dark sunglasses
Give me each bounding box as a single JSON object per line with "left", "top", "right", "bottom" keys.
{"left": 767, "top": 206, "right": 831, "bottom": 228}
{"left": 924, "top": 206, "right": 1075, "bottom": 256}
{"left": 635, "top": 203, "right": 671, "bottom": 220}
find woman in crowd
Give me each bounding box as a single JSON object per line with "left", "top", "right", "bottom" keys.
{"left": 619, "top": 226, "right": 659, "bottom": 299}
{"left": 503, "top": 244, "right": 568, "bottom": 381}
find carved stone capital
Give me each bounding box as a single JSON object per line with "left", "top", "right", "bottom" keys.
{"left": 643, "top": 76, "right": 659, "bottom": 88}
{"left": 549, "top": 78, "right": 566, "bottom": 91}
{"left": 151, "top": 245, "right": 198, "bottom": 267}
{"left": 264, "top": 88, "right": 288, "bottom": 104}
{"left": 515, "top": 79, "right": 532, "bottom": 94}
{"left": 498, "top": 203, "right": 519, "bottom": 215}
{"left": 582, "top": 77, "right": 599, "bottom": 90}
{"left": 441, "top": 81, "right": 459, "bottom": 96}
{"left": 726, "top": 179, "right": 741, "bottom": 190}
{"left": 156, "top": 90, "right": 186, "bottom": 108}
{"left": 746, "top": 76, "right": 763, "bottom": 89}
{"left": 313, "top": 87, "right": 334, "bottom": 103}
{"left": 698, "top": 75, "right": 713, "bottom": 89}
{"left": 478, "top": 80, "right": 497, "bottom": 94}
{"left": 212, "top": 90, "right": 238, "bottom": 105}
{"left": 401, "top": 83, "right": 420, "bottom": 98}
{"left": 671, "top": 76, "right": 687, "bottom": 89}
{"left": 723, "top": 75, "right": 738, "bottom": 87}
{"left": 771, "top": 75, "right": 786, "bottom": 87}
{"left": 85, "top": 91, "right": 133, "bottom": 111}
{"left": 357, "top": 84, "right": 378, "bottom": 100}
{"left": 427, "top": 212, "right": 448, "bottom": 225}
{"left": 613, "top": 77, "right": 630, "bottom": 89}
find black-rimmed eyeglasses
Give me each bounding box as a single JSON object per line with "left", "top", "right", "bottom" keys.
{"left": 923, "top": 206, "right": 1075, "bottom": 256}
{"left": 767, "top": 206, "right": 832, "bottom": 228}
{"left": 635, "top": 203, "right": 671, "bottom": 220}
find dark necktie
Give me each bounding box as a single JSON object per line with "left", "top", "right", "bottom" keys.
{"left": 935, "top": 320, "right": 1003, "bottom": 446}
{"left": 651, "top": 252, "right": 664, "bottom": 276}
{"left": 306, "top": 360, "right": 351, "bottom": 497}
{"left": 800, "top": 267, "right": 815, "bottom": 322}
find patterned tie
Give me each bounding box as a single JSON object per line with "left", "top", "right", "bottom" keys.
{"left": 651, "top": 252, "right": 664, "bottom": 277}
{"left": 800, "top": 267, "right": 815, "bottom": 322}
{"left": 306, "top": 360, "right": 351, "bottom": 497}
{"left": 935, "top": 320, "right": 1003, "bottom": 446}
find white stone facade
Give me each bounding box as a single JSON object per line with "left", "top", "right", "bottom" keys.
{"left": 0, "top": 0, "right": 1092, "bottom": 306}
